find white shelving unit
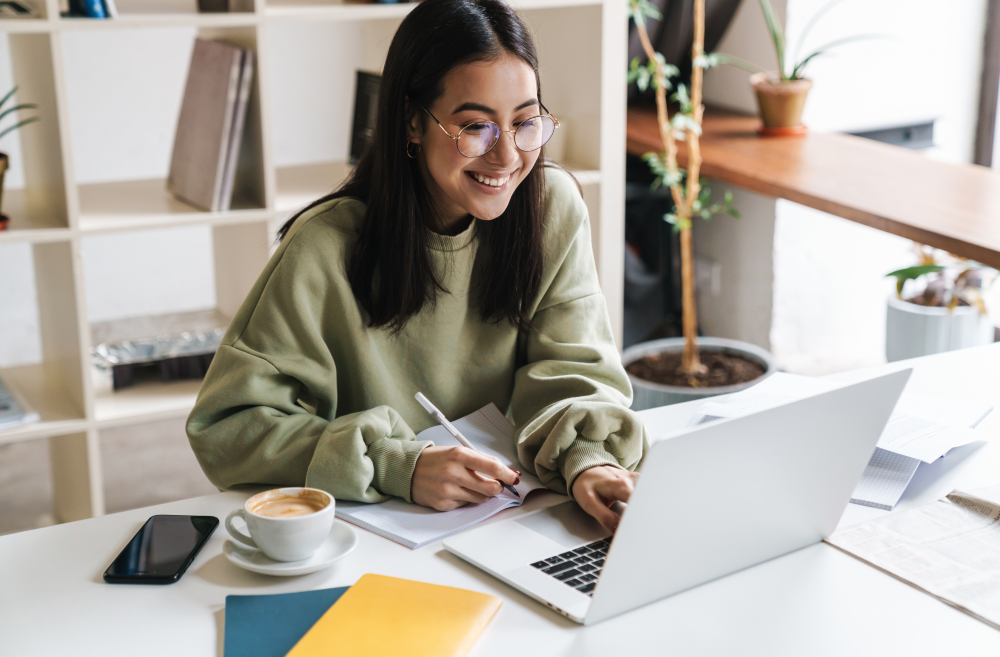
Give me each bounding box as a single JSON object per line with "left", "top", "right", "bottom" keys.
{"left": 0, "top": 0, "right": 625, "bottom": 522}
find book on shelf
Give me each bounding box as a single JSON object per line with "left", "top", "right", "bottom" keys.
{"left": 168, "top": 38, "right": 255, "bottom": 213}
{"left": 197, "top": 0, "right": 253, "bottom": 12}
{"left": 350, "top": 71, "right": 381, "bottom": 165}
{"left": 0, "top": 374, "right": 40, "bottom": 432}
{"left": 66, "top": 0, "right": 109, "bottom": 18}
{"left": 0, "top": 1, "right": 39, "bottom": 18}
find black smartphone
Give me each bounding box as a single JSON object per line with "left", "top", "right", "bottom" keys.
{"left": 103, "top": 515, "right": 219, "bottom": 585}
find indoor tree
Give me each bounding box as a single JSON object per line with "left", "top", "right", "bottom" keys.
{"left": 627, "top": 0, "right": 737, "bottom": 381}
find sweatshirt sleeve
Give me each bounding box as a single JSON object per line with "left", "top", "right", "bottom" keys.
{"left": 186, "top": 205, "right": 432, "bottom": 503}
{"left": 510, "top": 171, "right": 648, "bottom": 498}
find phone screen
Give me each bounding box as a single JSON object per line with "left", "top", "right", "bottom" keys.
{"left": 104, "top": 515, "right": 219, "bottom": 584}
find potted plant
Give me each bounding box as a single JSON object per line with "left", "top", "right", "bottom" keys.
{"left": 885, "top": 245, "right": 997, "bottom": 362}
{"left": 706, "top": 0, "right": 877, "bottom": 134}
{"left": 0, "top": 84, "right": 40, "bottom": 231}
{"left": 624, "top": 0, "right": 777, "bottom": 409}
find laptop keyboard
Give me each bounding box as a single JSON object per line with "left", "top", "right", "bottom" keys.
{"left": 529, "top": 538, "right": 610, "bottom": 596}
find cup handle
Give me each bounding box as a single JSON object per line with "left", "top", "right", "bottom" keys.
{"left": 225, "top": 509, "right": 257, "bottom": 549}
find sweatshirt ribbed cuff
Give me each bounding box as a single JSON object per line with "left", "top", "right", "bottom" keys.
{"left": 368, "top": 438, "right": 433, "bottom": 503}
{"left": 560, "top": 439, "right": 623, "bottom": 501}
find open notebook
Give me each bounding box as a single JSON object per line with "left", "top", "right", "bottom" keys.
{"left": 335, "top": 404, "right": 546, "bottom": 549}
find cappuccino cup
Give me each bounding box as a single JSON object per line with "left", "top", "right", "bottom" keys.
{"left": 225, "top": 487, "right": 335, "bottom": 562}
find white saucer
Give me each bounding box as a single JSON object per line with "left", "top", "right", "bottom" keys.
{"left": 223, "top": 521, "right": 359, "bottom": 577}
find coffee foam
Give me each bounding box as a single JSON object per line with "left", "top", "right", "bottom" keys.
{"left": 248, "top": 489, "right": 330, "bottom": 518}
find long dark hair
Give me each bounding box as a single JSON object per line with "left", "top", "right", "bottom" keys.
{"left": 277, "top": 0, "right": 546, "bottom": 333}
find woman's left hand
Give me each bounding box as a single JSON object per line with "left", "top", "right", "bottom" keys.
{"left": 571, "top": 465, "right": 639, "bottom": 533}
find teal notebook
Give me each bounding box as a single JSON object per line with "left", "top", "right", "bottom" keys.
{"left": 224, "top": 587, "right": 349, "bottom": 657}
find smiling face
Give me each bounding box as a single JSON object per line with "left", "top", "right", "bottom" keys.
{"left": 408, "top": 54, "right": 542, "bottom": 234}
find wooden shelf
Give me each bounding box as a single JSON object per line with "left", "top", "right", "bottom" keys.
{"left": 0, "top": 19, "right": 52, "bottom": 33}
{"left": 78, "top": 178, "right": 273, "bottom": 233}
{"left": 266, "top": 1, "right": 417, "bottom": 21}
{"left": 57, "top": 13, "right": 257, "bottom": 29}
{"left": 0, "top": 188, "right": 70, "bottom": 243}
{"left": 626, "top": 107, "right": 1000, "bottom": 269}
{"left": 0, "top": 364, "right": 87, "bottom": 445}
{"left": 93, "top": 378, "right": 202, "bottom": 427}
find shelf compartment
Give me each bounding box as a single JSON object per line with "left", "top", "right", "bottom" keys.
{"left": 275, "top": 161, "right": 351, "bottom": 213}
{"left": 266, "top": 1, "right": 416, "bottom": 21}
{"left": 0, "top": 363, "right": 87, "bottom": 445}
{"left": 93, "top": 376, "right": 203, "bottom": 426}
{"left": 0, "top": 188, "right": 71, "bottom": 243}
{"left": 77, "top": 178, "right": 274, "bottom": 233}
{"left": 59, "top": 0, "right": 256, "bottom": 28}
{"left": 4, "top": 33, "right": 72, "bottom": 233}
{"left": 265, "top": 0, "right": 602, "bottom": 22}
{"left": 63, "top": 24, "right": 270, "bottom": 231}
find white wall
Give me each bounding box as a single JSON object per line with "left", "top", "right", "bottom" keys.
{"left": 772, "top": 0, "right": 989, "bottom": 375}
{"left": 699, "top": 0, "right": 991, "bottom": 374}
{"left": 697, "top": 0, "right": 786, "bottom": 350}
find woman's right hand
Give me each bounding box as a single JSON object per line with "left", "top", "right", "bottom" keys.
{"left": 410, "top": 445, "right": 520, "bottom": 511}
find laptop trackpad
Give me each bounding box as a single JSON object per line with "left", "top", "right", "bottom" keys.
{"left": 515, "top": 501, "right": 609, "bottom": 548}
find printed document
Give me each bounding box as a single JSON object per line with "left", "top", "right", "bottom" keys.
{"left": 827, "top": 485, "right": 1000, "bottom": 631}
{"left": 336, "top": 404, "right": 545, "bottom": 549}
{"left": 688, "top": 373, "right": 992, "bottom": 509}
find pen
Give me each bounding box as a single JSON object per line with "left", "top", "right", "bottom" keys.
{"left": 415, "top": 392, "right": 520, "bottom": 498}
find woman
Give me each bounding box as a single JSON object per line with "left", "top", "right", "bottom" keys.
{"left": 187, "top": 0, "right": 646, "bottom": 532}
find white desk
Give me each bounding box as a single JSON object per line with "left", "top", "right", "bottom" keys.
{"left": 3, "top": 344, "right": 1000, "bottom": 656}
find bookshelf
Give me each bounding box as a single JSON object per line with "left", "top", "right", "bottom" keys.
{"left": 0, "top": 0, "right": 626, "bottom": 522}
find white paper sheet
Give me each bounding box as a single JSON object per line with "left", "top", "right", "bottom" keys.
{"left": 335, "top": 404, "right": 546, "bottom": 549}
{"left": 686, "top": 373, "right": 993, "bottom": 509}
{"left": 827, "top": 485, "right": 1000, "bottom": 631}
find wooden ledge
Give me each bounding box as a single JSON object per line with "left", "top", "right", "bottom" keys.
{"left": 626, "top": 107, "right": 1000, "bottom": 269}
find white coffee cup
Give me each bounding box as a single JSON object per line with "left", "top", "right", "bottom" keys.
{"left": 225, "top": 487, "right": 335, "bottom": 562}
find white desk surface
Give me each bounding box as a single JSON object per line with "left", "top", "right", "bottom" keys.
{"left": 3, "top": 344, "right": 1000, "bottom": 656}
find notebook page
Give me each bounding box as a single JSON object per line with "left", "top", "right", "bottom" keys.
{"left": 336, "top": 404, "right": 546, "bottom": 548}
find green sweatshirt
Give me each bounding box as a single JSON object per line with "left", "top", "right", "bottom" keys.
{"left": 186, "top": 167, "right": 646, "bottom": 505}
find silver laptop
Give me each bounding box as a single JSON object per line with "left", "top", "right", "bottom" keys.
{"left": 443, "top": 369, "right": 911, "bottom": 625}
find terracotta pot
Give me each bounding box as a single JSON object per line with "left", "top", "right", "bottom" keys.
{"left": 0, "top": 152, "right": 7, "bottom": 231}
{"left": 750, "top": 72, "right": 813, "bottom": 133}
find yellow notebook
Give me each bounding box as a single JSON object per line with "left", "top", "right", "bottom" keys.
{"left": 285, "top": 574, "right": 502, "bottom": 657}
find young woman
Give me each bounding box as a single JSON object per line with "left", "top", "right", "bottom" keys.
{"left": 187, "top": 0, "right": 646, "bottom": 532}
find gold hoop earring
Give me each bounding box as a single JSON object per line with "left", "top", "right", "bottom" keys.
{"left": 406, "top": 141, "right": 421, "bottom": 159}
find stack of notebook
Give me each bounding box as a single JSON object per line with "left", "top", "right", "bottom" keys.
{"left": 168, "top": 38, "right": 255, "bottom": 213}
{"left": 224, "top": 574, "right": 501, "bottom": 657}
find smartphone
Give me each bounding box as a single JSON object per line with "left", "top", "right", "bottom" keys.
{"left": 103, "top": 515, "right": 219, "bottom": 584}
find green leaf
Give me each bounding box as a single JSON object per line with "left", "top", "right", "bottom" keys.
{"left": 791, "top": 0, "right": 848, "bottom": 64}
{"left": 886, "top": 264, "right": 945, "bottom": 280}
{"left": 0, "top": 85, "right": 18, "bottom": 112}
{"left": 672, "top": 84, "right": 692, "bottom": 114}
{"left": 0, "top": 115, "right": 38, "bottom": 141}
{"left": 792, "top": 34, "right": 886, "bottom": 79}
{"left": 627, "top": 0, "right": 662, "bottom": 27}
{"left": 886, "top": 264, "right": 944, "bottom": 297}
{"left": 758, "top": 0, "right": 787, "bottom": 79}
{"left": 706, "top": 52, "right": 767, "bottom": 75}
{"left": 0, "top": 103, "right": 38, "bottom": 126}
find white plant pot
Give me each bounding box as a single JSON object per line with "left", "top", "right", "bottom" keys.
{"left": 622, "top": 337, "right": 778, "bottom": 410}
{"left": 885, "top": 296, "right": 995, "bottom": 363}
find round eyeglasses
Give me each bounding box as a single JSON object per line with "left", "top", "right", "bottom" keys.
{"left": 418, "top": 104, "right": 559, "bottom": 158}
